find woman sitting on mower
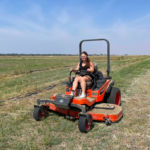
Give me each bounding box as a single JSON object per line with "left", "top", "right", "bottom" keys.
{"left": 70, "top": 51, "right": 94, "bottom": 98}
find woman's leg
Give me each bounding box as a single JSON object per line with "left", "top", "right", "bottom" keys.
{"left": 72, "top": 76, "right": 82, "bottom": 91}
{"left": 80, "top": 76, "right": 92, "bottom": 94}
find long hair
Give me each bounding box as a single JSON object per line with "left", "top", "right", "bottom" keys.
{"left": 81, "top": 51, "right": 90, "bottom": 68}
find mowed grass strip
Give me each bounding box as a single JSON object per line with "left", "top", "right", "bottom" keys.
{"left": 110, "top": 58, "right": 150, "bottom": 92}
{"left": 0, "top": 56, "right": 79, "bottom": 77}
{"left": 0, "top": 67, "right": 73, "bottom": 100}
{"left": 0, "top": 58, "right": 150, "bottom": 149}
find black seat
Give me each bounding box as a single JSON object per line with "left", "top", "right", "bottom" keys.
{"left": 93, "top": 62, "right": 98, "bottom": 74}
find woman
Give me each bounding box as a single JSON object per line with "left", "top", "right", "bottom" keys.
{"left": 70, "top": 51, "right": 94, "bottom": 98}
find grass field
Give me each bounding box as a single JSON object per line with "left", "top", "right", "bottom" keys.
{"left": 0, "top": 55, "right": 150, "bottom": 150}
{"left": 0, "top": 55, "right": 149, "bottom": 101}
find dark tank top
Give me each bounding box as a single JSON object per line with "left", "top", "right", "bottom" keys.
{"left": 79, "top": 61, "right": 93, "bottom": 80}
{"left": 79, "top": 61, "right": 87, "bottom": 71}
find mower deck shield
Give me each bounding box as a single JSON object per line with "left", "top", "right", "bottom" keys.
{"left": 54, "top": 94, "right": 73, "bottom": 109}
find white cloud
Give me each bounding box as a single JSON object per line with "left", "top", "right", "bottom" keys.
{"left": 22, "top": 4, "right": 45, "bottom": 22}
{"left": 56, "top": 9, "right": 69, "bottom": 24}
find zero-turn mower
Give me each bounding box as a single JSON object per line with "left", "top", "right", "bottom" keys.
{"left": 33, "top": 39, "right": 123, "bottom": 133}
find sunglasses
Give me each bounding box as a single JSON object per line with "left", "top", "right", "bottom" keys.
{"left": 80, "top": 56, "right": 87, "bottom": 58}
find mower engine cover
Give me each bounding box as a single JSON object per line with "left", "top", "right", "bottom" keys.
{"left": 54, "top": 94, "right": 73, "bottom": 109}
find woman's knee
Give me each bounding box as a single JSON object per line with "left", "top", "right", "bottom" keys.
{"left": 74, "top": 76, "right": 81, "bottom": 82}
{"left": 80, "top": 77, "right": 86, "bottom": 83}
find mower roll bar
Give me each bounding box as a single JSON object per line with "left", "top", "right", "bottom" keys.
{"left": 79, "top": 39, "right": 110, "bottom": 78}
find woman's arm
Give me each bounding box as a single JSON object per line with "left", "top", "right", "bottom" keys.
{"left": 87, "top": 61, "right": 94, "bottom": 73}
{"left": 70, "top": 62, "right": 80, "bottom": 73}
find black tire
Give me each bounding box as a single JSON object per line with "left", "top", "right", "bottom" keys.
{"left": 33, "top": 107, "right": 46, "bottom": 121}
{"left": 104, "top": 87, "right": 121, "bottom": 106}
{"left": 78, "top": 115, "right": 93, "bottom": 133}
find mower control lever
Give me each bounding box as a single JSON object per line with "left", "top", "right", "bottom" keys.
{"left": 71, "top": 69, "right": 79, "bottom": 72}
{"left": 80, "top": 70, "right": 92, "bottom": 74}
{"left": 79, "top": 70, "right": 95, "bottom": 78}
{"left": 69, "top": 70, "right": 95, "bottom": 85}
{"left": 69, "top": 70, "right": 79, "bottom": 84}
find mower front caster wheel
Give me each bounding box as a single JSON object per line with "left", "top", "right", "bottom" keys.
{"left": 33, "top": 107, "right": 47, "bottom": 121}
{"left": 78, "top": 114, "right": 93, "bottom": 133}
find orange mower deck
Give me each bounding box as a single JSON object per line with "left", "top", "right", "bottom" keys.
{"left": 42, "top": 102, "right": 123, "bottom": 123}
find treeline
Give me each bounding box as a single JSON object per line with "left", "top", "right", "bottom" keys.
{"left": 0, "top": 53, "right": 107, "bottom": 56}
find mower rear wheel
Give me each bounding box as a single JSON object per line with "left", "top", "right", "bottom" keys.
{"left": 33, "top": 107, "right": 46, "bottom": 121}
{"left": 78, "top": 115, "right": 93, "bottom": 133}
{"left": 105, "top": 87, "right": 121, "bottom": 106}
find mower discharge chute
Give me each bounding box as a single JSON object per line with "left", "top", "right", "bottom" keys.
{"left": 33, "top": 39, "right": 123, "bottom": 133}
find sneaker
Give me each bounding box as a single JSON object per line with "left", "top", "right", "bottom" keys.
{"left": 70, "top": 90, "right": 75, "bottom": 96}
{"left": 79, "top": 93, "right": 86, "bottom": 98}
{"left": 70, "top": 92, "right": 74, "bottom": 96}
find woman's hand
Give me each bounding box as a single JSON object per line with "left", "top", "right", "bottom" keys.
{"left": 70, "top": 68, "right": 73, "bottom": 71}
{"left": 87, "top": 68, "right": 91, "bottom": 72}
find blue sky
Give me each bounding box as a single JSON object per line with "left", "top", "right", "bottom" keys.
{"left": 0, "top": 0, "right": 150, "bottom": 55}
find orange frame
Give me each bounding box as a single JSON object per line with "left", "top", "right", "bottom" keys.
{"left": 43, "top": 103, "right": 123, "bottom": 122}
